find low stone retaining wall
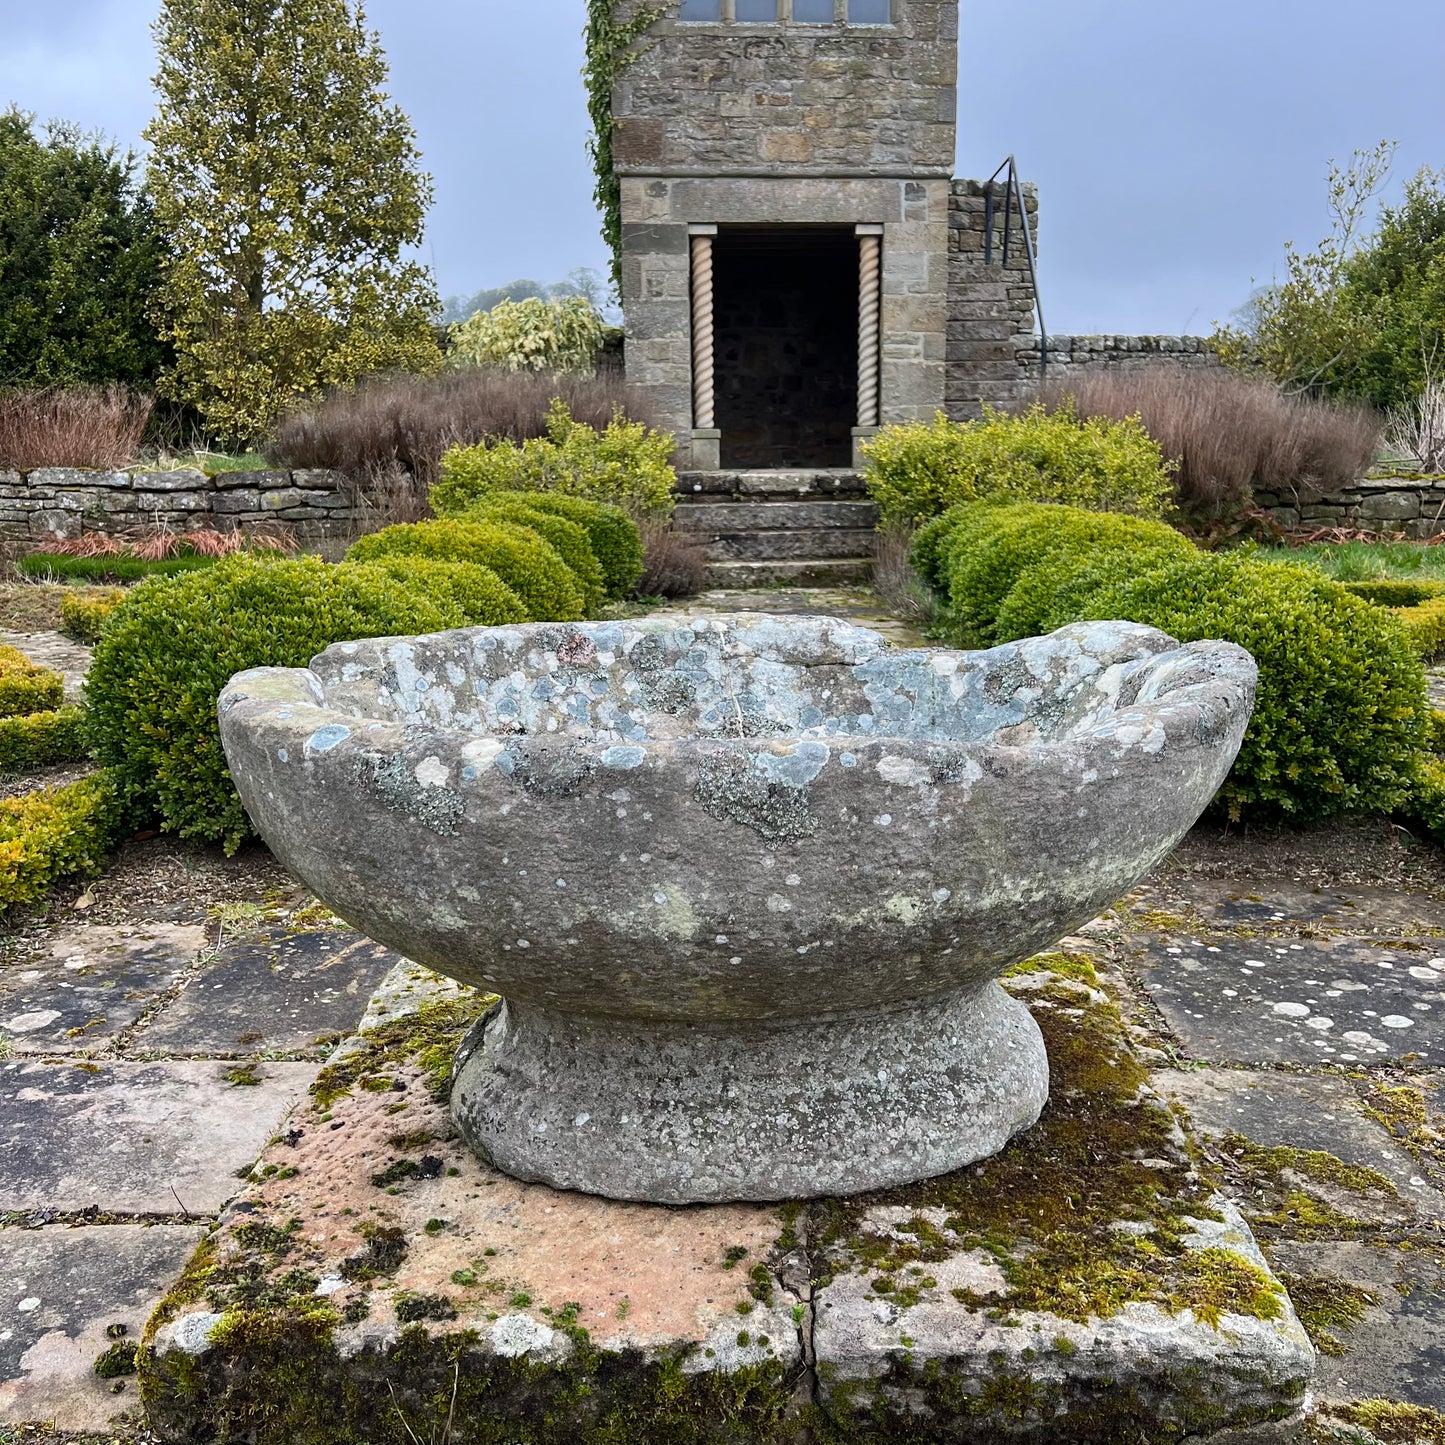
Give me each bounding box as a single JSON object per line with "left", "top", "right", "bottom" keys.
{"left": 1257, "top": 475, "right": 1445, "bottom": 538}
{"left": 1020, "top": 333, "right": 1221, "bottom": 378}
{"left": 0, "top": 467, "right": 362, "bottom": 545}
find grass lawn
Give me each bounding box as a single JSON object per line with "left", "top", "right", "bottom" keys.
{"left": 1267, "top": 540, "right": 1445, "bottom": 582}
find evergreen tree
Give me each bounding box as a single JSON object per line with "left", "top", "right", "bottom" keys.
{"left": 0, "top": 108, "right": 166, "bottom": 386}
{"left": 145, "top": 0, "right": 442, "bottom": 443}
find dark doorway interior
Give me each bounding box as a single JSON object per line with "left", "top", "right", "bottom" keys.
{"left": 713, "top": 227, "right": 858, "bottom": 469}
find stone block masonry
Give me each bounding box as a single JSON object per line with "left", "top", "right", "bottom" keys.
{"left": 1257, "top": 474, "right": 1445, "bottom": 538}
{"left": 946, "top": 180, "right": 1222, "bottom": 417}
{"left": 0, "top": 467, "right": 366, "bottom": 544}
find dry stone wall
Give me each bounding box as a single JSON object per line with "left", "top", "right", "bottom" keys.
{"left": 1257, "top": 476, "right": 1445, "bottom": 538}
{"left": 0, "top": 468, "right": 362, "bottom": 545}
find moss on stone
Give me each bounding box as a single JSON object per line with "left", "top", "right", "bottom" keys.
{"left": 1315, "top": 1400, "right": 1445, "bottom": 1445}
{"left": 1276, "top": 1270, "right": 1377, "bottom": 1356}
{"left": 810, "top": 956, "right": 1281, "bottom": 1331}
{"left": 1361, "top": 1083, "right": 1442, "bottom": 1175}
{"left": 311, "top": 995, "right": 493, "bottom": 1110}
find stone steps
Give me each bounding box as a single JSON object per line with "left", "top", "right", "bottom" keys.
{"left": 673, "top": 470, "right": 875, "bottom": 588}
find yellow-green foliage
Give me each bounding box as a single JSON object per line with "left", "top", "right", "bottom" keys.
{"left": 0, "top": 705, "right": 87, "bottom": 773}
{"left": 432, "top": 398, "right": 676, "bottom": 518}
{"left": 1390, "top": 595, "right": 1445, "bottom": 657}
{"left": 86, "top": 556, "right": 463, "bottom": 850}
{"left": 0, "top": 644, "right": 64, "bottom": 718}
{"left": 60, "top": 588, "right": 126, "bottom": 644}
{"left": 463, "top": 491, "right": 643, "bottom": 599}
{"left": 356, "top": 558, "right": 528, "bottom": 627}
{"left": 1342, "top": 578, "right": 1445, "bottom": 607}
{"left": 927, "top": 501, "right": 1429, "bottom": 822}
{"left": 347, "top": 519, "right": 586, "bottom": 622}
{"left": 862, "top": 402, "right": 1173, "bottom": 529}
{"left": 460, "top": 494, "right": 606, "bottom": 611}
{"left": 448, "top": 296, "right": 607, "bottom": 375}
{"left": 144, "top": 0, "right": 442, "bottom": 441}
{"left": 0, "top": 772, "right": 124, "bottom": 909}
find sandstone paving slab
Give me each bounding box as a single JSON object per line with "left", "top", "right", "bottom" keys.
{"left": 1123, "top": 879, "right": 1445, "bottom": 937}
{"left": 0, "top": 1223, "right": 205, "bottom": 1428}
{"left": 0, "top": 922, "right": 208, "bottom": 1056}
{"left": 0, "top": 1059, "right": 316, "bottom": 1214}
{"left": 138, "top": 957, "right": 1314, "bottom": 1444}
{"left": 1157, "top": 1069, "right": 1445, "bottom": 1223}
{"left": 1263, "top": 1239, "right": 1445, "bottom": 1411}
{"left": 136, "top": 928, "right": 402, "bottom": 1056}
{"left": 1131, "top": 932, "right": 1445, "bottom": 1065}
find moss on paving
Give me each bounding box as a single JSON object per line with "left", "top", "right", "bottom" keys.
{"left": 1277, "top": 1270, "right": 1378, "bottom": 1356}
{"left": 1310, "top": 1400, "right": 1445, "bottom": 1445}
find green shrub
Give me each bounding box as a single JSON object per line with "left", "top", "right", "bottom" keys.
{"left": 432, "top": 398, "right": 676, "bottom": 518}
{"left": 1427, "top": 710, "right": 1445, "bottom": 754}
{"left": 1407, "top": 755, "right": 1445, "bottom": 842}
{"left": 459, "top": 494, "right": 605, "bottom": 611}
{"left": 60, "top": 588, "right": 126, "bottom": 644}
{"left": 346, "top": 519, "right": 586, "bottom": 622}
{"left": 1342, "top": 579, "right": 1445, "bottom": 607}
{"left": 448, "top": 295, "right": 607, "bottom": 375}
{"left": 1390, "top": 596, "right": 1445, "bottom": 658}
{"left": 928, "top": 501, "right": 1193, "bottom": 647}
{"left": 0, "top": 772, "right": 125, "bottom": 910}
{"left": 459, "top": 492, "right": 643, "bottom": 600}
{"left": 862, "top": 402, "right": 1173, "bottom": 530}
{"left": 0, "top": 705, "right": 87, "bottom": 772}
{"left": 86, "top": 556, "right": 462, "bottom": 850}
{"left": 928, "top": 502, "right": 1429, "bottom": 823}
{"left": 1080, "top": 554, "right": 1422, "bottom": 821}
{"left": 358, "top": 557, "right": 528, "bottom": 627}
{"left": 0, "top": 645, "right": 64, "bottom": 718}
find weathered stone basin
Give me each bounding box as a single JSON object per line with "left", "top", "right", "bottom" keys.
{"left": 218, "top": 615, "right": 1256, "bottom": 1204}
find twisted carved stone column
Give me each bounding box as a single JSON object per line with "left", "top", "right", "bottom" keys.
{"left": 690, "top": 232, "right": 716, "bottom": 431}
{"left": 857, "top": 229, "right": 882, "bottom": 430}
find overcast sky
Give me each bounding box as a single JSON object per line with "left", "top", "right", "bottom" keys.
{"left": 1, "top": 0, "right": 1441, "bottom": 334}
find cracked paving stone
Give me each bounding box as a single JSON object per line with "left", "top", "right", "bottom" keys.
{"left": 1133, "top": 933, "right": 1444, "bottom": 1066}
{"left": 1157, "top": 1068, "right": 1445, "bottom": 1222}
{"left": 1264, "top": 1239, "right": 1445, "bottom": 1410}
{"left": 0, "top": 1059, "right": 315, "bottom": 1213}
{"left": 0, "top": 1223, "right": 206, "bottom": 1429}
{"left": 0, "top": 923, "right": 208, "bottom": 1056}
{"left": 137, "top": 929, "right": 403, "bottom": 1056}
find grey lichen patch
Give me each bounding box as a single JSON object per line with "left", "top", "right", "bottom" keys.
{"left": 359, "top": 754, "right": 464, "bottom": 836}
{"left": 694, "top": 751, "right": 817, "bottom": 842}
{"left": 503, "top": 745, "right": 598, "bottom": 800}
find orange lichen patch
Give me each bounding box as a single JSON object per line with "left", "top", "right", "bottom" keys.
{"left": 236, "top": 1049, "right": 791, "bottom": 1346}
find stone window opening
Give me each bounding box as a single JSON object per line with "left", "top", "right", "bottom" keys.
{"left": 677, "top": 0, "right": 892, "bottom": 25}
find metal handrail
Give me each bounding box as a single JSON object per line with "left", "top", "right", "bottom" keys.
{"left": 982, "top": 156, "right": 1047, "bottom": 382}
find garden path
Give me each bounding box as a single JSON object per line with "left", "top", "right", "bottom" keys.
{"left": 0, "top": 592, "right": 1438, "bottom": 1438}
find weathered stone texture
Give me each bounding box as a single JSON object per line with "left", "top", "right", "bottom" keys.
{"left": 0, "top": 467, "right": 364, "bottom": 543}
{"left": 613, "top": 2, "right": 957, "bottom": 177}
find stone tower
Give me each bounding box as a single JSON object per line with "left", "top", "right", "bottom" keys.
{"left": 612, "top": 0, "right": 958, "bottom": 470}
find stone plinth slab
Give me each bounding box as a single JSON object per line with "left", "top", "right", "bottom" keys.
{"left": 138, "top": 929, "right": 401, "bottom": 1056}
{"left": 139, "top": 958, "right": 1313, "bottom": 1444}
{"left": 0, "top": 922, "right": 206, "bottom": 1055}
{"left": 0, "top": 1060, "right": 315, "bottom": 1214}
{"left": 0, "top": 1224, "right": 206, "bottom": 1428}
{"left": 1132, "top": 933, "right": 1443, "bottom": 1066}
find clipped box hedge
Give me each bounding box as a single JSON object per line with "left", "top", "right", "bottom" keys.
{"left": 0, "top": 645, "right": 65, "bottom": 718}
{"left": 0, "top": 772, "right": 124, "bottom": 911}
{"left": 60, "top": 589, "right": 127, "bottom": 645}
{"left": 922, "top": 501, "right": 1429, "bottom": 823}
{"left": 86, "top": 556, "right": 466, "bottom": 850}
{"left": 347, "top": 519, "right": 586, "bottom": 623}
{"left": 0, "top": 705, "right": 88, "bottom": 774}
